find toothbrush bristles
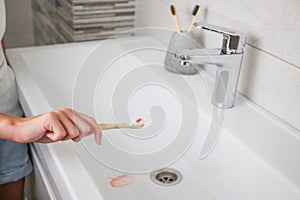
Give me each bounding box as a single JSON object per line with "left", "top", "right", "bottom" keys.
{"left": 192, "top": 5, "right": 200, "bottom": 16}
{"left": 170, "top": 4, "right": 176, "bottom": 15}
{"left": 170, "top": 4, "right": 181, "bottom": 33}
{"left": 187, "top": 4, "right": 202, "bottom": 32}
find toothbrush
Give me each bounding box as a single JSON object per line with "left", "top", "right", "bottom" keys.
{"left": 187, "top": 4, "right": 202, "bottom": 32}
{"left": 170, "top": 4, "right": 181, "bottom": 33}
{"left": 98, "top": 118, "right": 145, "bottom": 130}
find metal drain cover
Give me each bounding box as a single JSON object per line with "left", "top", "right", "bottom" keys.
{"left": 150, "top": 168, "right": 183, "bottom": 186}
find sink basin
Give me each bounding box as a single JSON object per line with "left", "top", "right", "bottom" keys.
{"left": 7, "top": 35, "right": 300, "bottom": 200}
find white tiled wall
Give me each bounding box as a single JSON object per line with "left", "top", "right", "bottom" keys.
{"left": 136, "top": 0, "right": 300, "bottom": 131}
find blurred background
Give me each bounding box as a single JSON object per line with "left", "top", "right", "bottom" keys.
{"left": 4, "top": 0, "right": 34, "bottom": 47}
{"left": 4, "top": 0, "right": 136, "bottom": 47}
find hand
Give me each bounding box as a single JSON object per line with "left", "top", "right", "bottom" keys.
{"left": 11, "top": 108, "right": 102, "bottom": 144}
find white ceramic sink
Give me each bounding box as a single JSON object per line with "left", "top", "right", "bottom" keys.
{"left": 7, "top": 36, "right": 300, "bottom": 200}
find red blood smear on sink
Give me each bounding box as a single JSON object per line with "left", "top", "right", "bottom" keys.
{"left": 136, "top": 118, "right": 143, "bottom": 123}
{"left": 109, "top": 174, "right": 134, "bottom": 188}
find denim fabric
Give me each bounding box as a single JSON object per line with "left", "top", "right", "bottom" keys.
{"left": 0, "top": 140, "right": 32, "bottom": 184}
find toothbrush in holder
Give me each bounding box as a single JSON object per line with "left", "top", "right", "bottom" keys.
{"left": 187, "top": 4, "right": 202, "bottom": 32}
{"left": 98, "top": 118, "right": 145, "bottom": 130}
{"left": 170, "top": 4, "right": 181, "bottom": 33}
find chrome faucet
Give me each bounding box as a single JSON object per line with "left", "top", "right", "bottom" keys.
{"left": 175, "top": 23, "right": 246, "bottom": 109}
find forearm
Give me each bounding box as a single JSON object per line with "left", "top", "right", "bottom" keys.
{"left": 0, "top": 109, "right": 102, "bottom": 144}
{"left": 0, "top": 113, "right": 21, "bottom": 141}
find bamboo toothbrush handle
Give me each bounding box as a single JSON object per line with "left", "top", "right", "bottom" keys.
{"left": 173, "top": 16, "right": 181, "bottom": 33}
{"left": 99, "top": 123, "right": 128, "bottom": 130}
{"left": 188, "top": 5, "right": 202, "bottom": 32}
{"left": 187, "top": 18, "right": 196, "bottom": 32}
{"left": 170, "top": 5, "right": 181, "bottom": 33}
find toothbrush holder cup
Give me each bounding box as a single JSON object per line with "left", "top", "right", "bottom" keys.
{"left": 164, "top": 31, "right": 200, "bottom": 75}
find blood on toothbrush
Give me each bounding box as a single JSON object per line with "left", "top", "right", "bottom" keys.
{"left": 135, "top": 118, "right": 143, "bottom": 123}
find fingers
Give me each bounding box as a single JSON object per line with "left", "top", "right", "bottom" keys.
{"left": 59, "top": 108, "right": 102, "bottom": 145}
{"left": 73, "top": 111, "right": 102, "bottom": 145}
{"left": 36, "top": 136, "right": 56, "bottom": 143}
{"left": 43, "top": 112, "right": 67, "bottom": 141}
{"left": 72, "top": 136, "right": 81, "bottom": 143}
{"left": 60, "top": 109, "right": 91, "bottom": 141}
{"left": 41, "top": 108, "right": 101, "bottom": 145}
{"left": 53, "top": 109, "right": 79, "bottom": 141}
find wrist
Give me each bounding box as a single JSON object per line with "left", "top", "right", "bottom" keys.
{"left": 6, "top": 116, "right": 25, "bottom": 142}
{"left": 12, "top": 118, "right": 26, "bottom": 143}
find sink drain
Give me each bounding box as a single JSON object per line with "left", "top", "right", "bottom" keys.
{"left": 150, "top": 168, "right": 182, "bottom": 186}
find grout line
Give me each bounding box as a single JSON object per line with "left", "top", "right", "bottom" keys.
{"left": 239, "top": 92, "right": 300, "bottom": 132}
{"left": 246, "top": 43, "right": 300, "bottom": 70}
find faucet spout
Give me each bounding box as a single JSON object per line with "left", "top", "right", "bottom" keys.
{"left": 176, "top": 48, "right": 244, "bottom": 109}
{"left": 173, "top": 23, "right": 246, "bottom": 109}
{"left": 175, "top": 48, "right": 222, "bottom": 66}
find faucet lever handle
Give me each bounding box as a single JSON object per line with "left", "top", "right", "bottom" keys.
{"left": 194, "top": 22, "right": 246, "bottom": 54}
